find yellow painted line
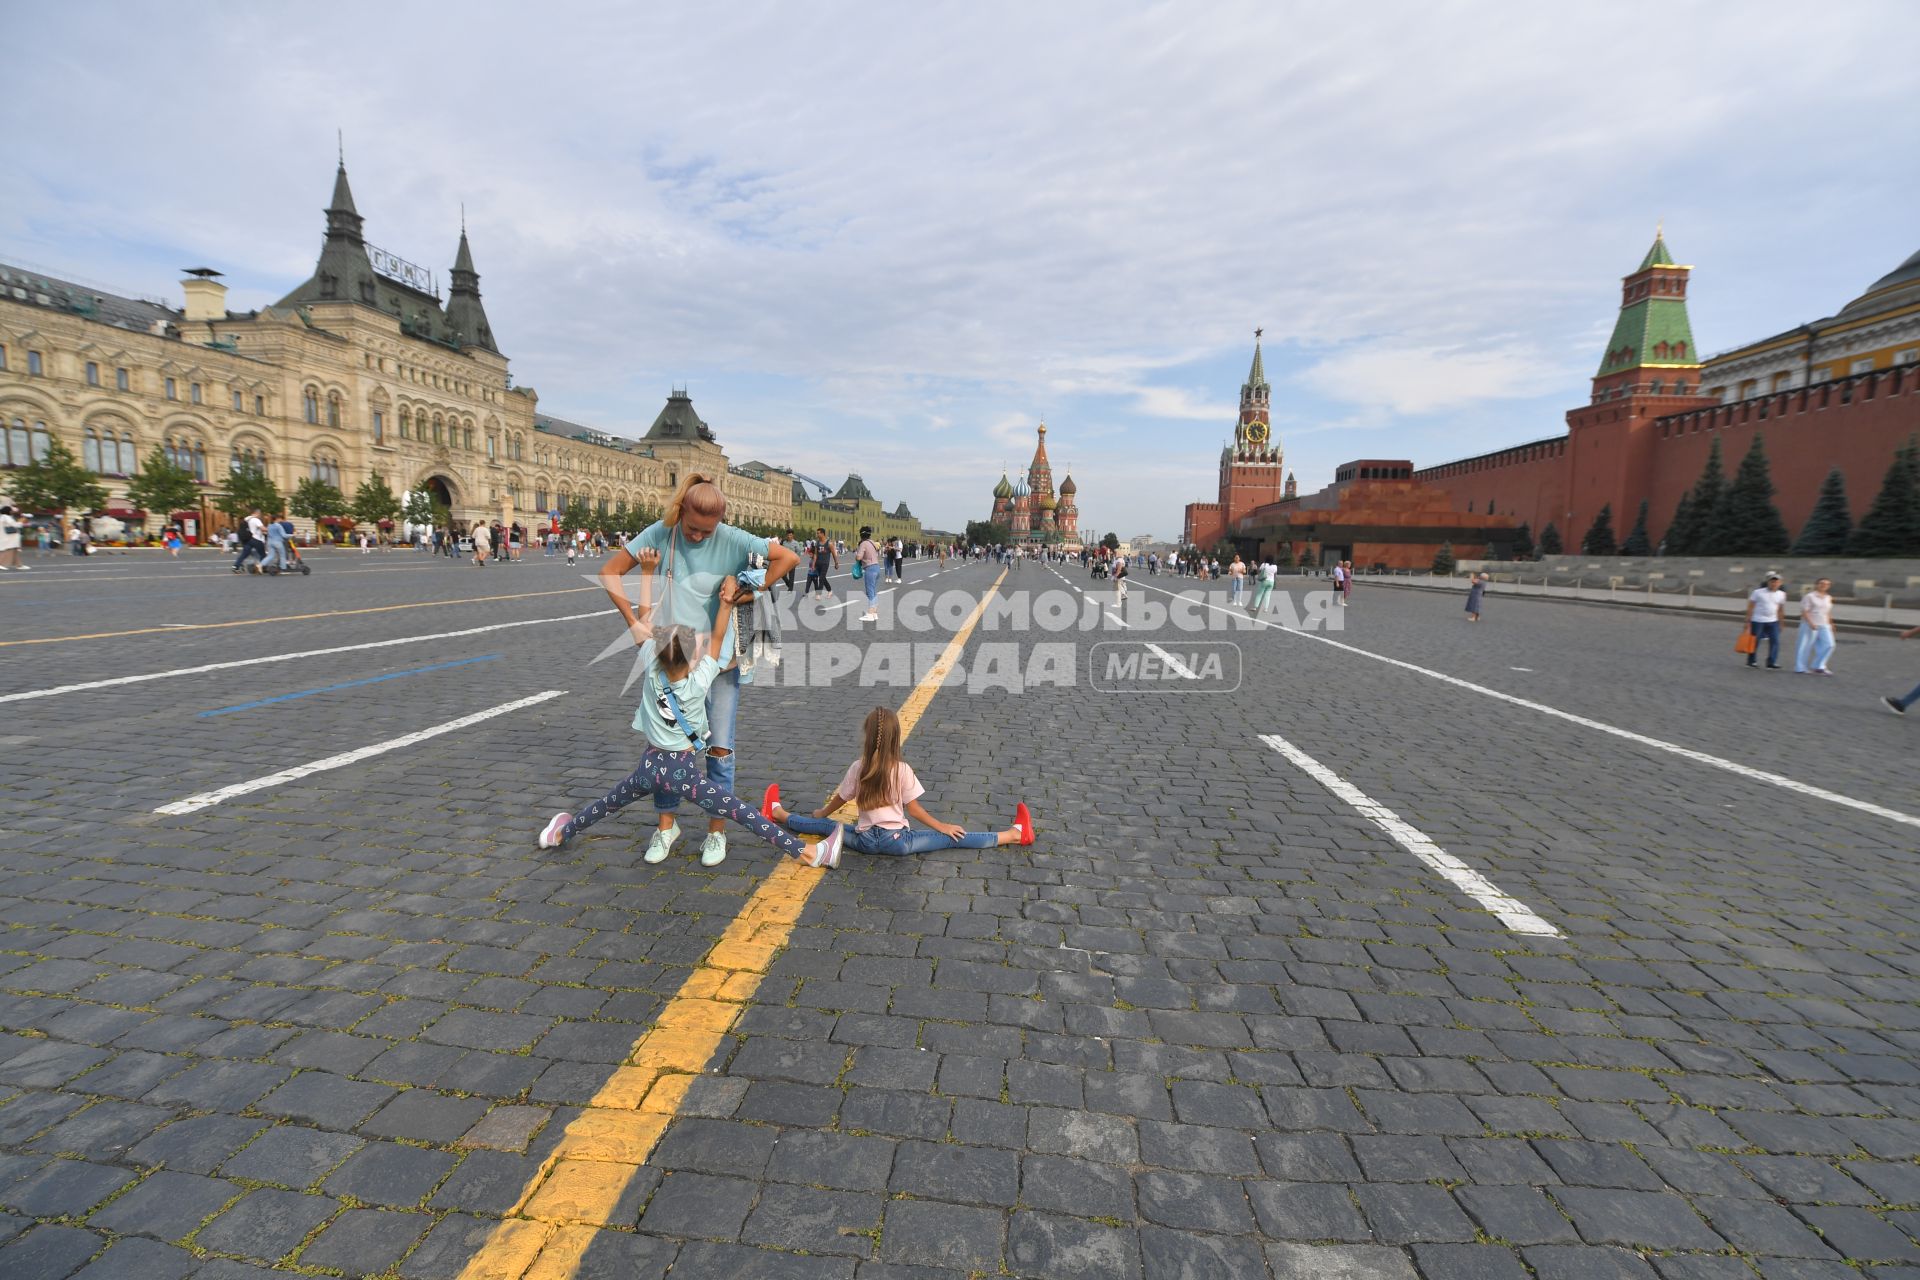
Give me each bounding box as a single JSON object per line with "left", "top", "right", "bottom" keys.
{"left": 455, "top": 568, "right": 1007, "bottom": 1280}
{"left": 0, "top": 588, "right": 599, "bottom": 647}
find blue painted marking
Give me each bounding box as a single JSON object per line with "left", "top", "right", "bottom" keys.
{"left": 198, "top": 654, "right": 501, "bottom": 718}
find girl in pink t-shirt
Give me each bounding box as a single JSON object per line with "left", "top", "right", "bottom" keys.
{"left": 762, "top": 707, "right": 1034, "bottom": 855}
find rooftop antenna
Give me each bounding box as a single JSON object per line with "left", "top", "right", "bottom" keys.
{"left": 337, "top": 129, "right": 344, "bottom": 166}
{"left": 461, "top": 202, "right": 466, "bottom": 235}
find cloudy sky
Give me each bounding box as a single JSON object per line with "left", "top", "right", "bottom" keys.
{"left": 5, "top": 3, "right": 1914, "bottom": 537}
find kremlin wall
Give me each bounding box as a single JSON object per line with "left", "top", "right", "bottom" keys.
{"left": 1186, "top": 237, "right": 1920, "bottom": 569}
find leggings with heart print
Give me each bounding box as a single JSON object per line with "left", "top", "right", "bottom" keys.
{"left": 562, "top": 747, "right": 804, "bottom": 858}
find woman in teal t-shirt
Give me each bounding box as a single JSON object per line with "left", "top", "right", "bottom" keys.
{"left": 593, "top": 474, "right": 801, "bottom": 867}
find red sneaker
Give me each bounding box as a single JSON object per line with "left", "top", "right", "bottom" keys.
{"left": 761, "top": 784, "right": 781, "bottom": 820}
{"left": 1014, "top": 803, "right": 1034, "bottom": 846}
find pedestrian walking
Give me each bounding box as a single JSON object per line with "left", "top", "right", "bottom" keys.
{"left": 0, "top": 504, "right": 23, "bottom": 571}
{"left": 1882, "top": 625, "right": 1920, "bottom": 715}
{"left": 538, "top": 554, "right": 842, "bottom": 868}
{"left": 472, "top": 521, "right": 492, "bottom": 567}
{"left": 1744, "top": 573, "right": 1786, "bottom": 670}
{"left": 1341, "top": 560, "right": 1354, "bottom": 606}
{"left": 855, "top": 525, "right": 882, "bottom": 622}
{"left": 1794, "top": 578, "right": 1836, "bottom": 675}
{"left": 1464, "top": 572, "right": 1488, "bottom": 622}
{"left": 1228, "top": 554, "right": 1247, "bottom": 605}
{"left": 1113, "top": 552, "right": 1129, "bottom": 607}
{"left": 1250, "top": 556, "right": 1275, "bottom": 612}
{"left": 808, "top": 528, "right": 838, "bottom": 598}
{"left": 233, "top": 508, "right": 267, "bottom": 573}
{"left": 761, "top": 707, "right": 1033, "bottom": 857}
{"left": 1330, "top": 559, "right": 1345, "bottom": 603}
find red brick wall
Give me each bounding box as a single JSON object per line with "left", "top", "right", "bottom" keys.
{"left": 1648, "top": 367, "right": 1920, "bottom": 544}
{"left": 1416, "top": 441, "right": 1570, "bottom": 536}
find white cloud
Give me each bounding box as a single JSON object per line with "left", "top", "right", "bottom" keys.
{"left": 5, "top": 1, "right": 1916, "bottom": 534}
{"left": 1297, "top": 341, "right": 1574, "bottom": 416}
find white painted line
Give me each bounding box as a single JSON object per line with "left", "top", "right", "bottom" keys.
{"left": 156, "top": 690, "right": 567, "bottom": 815}
{"left": 1510, "top": 666, "right": 1534, "bottom": 672}
{"left": 1140, "top": 581, "right": 1920, "bottom": 833}
{"left": 1259, "top": 733, "right": 1561, "bottom": 937}
{"left": 0, "top": 610, "right": 614, "bottom": 705}
{"left": 1146, "top": 642, "right": 1198, "bottom": 678}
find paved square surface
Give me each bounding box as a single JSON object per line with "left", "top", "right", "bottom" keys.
{"left": 3, "top": 547, "right": 1919, "bottom": 1279}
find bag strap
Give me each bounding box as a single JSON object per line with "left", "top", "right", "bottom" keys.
{"left": 659, "top": 681, "right": 707, "bottom": 750}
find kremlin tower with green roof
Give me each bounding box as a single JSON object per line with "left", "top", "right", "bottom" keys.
{"left": 1561, "top": 229, "right": 1716, "bottom": 551}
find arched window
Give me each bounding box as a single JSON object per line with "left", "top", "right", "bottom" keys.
{"left": 171, "top": 436, "right": 208, "bottom": 481}
{"left": 310, "top": 452, "right": 341, "bottom": 488}
{"left": 118, "top": 432, "right": 137, "bottom": 475}
{"left": 463, "top": 425, "right": 473, "bottom": 451}
{"left": 4, "top": 418, "right": 27, "bottom": 466}
{"left": 327, "top": 392, "right": 342, "bottom": 428}
{"left": 230, "top": 441, "right": 267, "bottom": 476}
{"left": 433, "top": 414, "right": 443, "bottom": 445}
{"left": 83, "top": 427, "right": 102, "bottom": 473}
{"left": 302, "top": 387, "right": 319, "bottom": 424}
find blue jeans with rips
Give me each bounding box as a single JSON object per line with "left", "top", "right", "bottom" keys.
{"left": 785, "top": 815, "right": 998, "bottom": 855}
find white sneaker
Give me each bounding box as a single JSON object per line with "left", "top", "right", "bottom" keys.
{"left": 537, "top": 812, "right": 571, "bottom": 849}
{"left": 643, "top": 823, "right": 681, "bottom": 864}
{"left": 700, "top": 833, "right": 728, "bottom": 867}
{"left": 806, "top": 823, "right": 844, "bottom": 868}
{"left": 860, "top": 610, "right": 878, "bottom": 623}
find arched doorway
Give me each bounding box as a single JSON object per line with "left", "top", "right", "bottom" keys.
{"left": 423, "top": 475, "right": 456, "bottom": 511}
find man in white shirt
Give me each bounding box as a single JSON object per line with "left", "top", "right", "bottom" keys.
{"left": 1744, "top": 573, "right": 1786, "bottom": 669}
{"left": 233, "top": 509, "right": 267, "bottom": 573}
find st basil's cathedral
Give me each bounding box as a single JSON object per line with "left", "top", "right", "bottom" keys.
{"left": 989, "top": 422, "right": 1083, "bottom": 552}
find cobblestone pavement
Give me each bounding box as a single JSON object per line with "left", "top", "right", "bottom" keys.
{"left": 2, "top": 549, "right": 1919, "bottom": 1279}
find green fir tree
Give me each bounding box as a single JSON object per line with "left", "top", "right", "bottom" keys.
{"left": 1677, "top": 437, "right": 1727, "bottom": 553}
{"left": 1431, "top": 540, "right": 1456, "bottom": 575}
{"left": 1664, "top": 492, "right": 1695, "bottom": 554}
{"left": 1848, "top": 436, "right": 1920, "bottom": 557}
{"left": 1538, "top": 521, "right": 1562, "bottom": 555}
{"left": 1511, "top": 521, "right": 1534, "bottom": 560}
{"left": 1620, "top": 500, "right": 1652, "bottom": 556}
{"left": 1711, "top": 434, "right": 1790, "bottom": 555}
{"left": 1791, "top": 468, "right": 1852, "bottom": 556}
{"left": 1580, "top": 504, "right": 1617, "bottom": 555}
